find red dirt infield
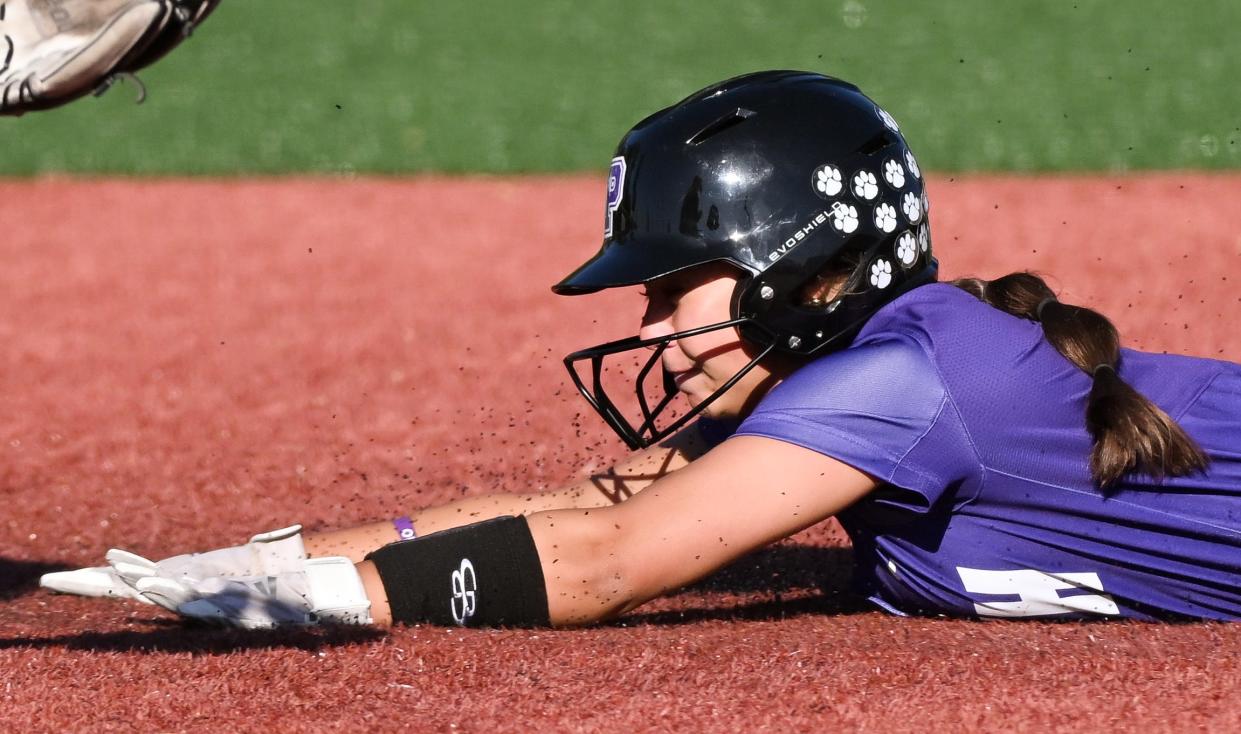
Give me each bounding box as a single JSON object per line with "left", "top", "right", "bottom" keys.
{"left": 0, "top": 174, "right": 1238, "bottom": 732}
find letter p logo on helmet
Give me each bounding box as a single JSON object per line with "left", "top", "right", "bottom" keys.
{"left": 604, "top": 157, "right": 626, "bottom": 237}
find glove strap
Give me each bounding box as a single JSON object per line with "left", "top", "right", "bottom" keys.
{"left": 304, "top": 557, "right": 372, "bottom": 625}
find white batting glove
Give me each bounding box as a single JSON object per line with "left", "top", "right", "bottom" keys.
{"left": 40, "top": 524, "right": 306, "bottom": 604}
{"left": 132, "top": 557, "right": 373, "bottom": 629}
{"left": 37, "top": 564, "right": 152, "bottom": 603}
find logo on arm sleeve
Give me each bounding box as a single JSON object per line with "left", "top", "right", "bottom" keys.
{"left": 450, "top": 558, "right": 477, "bottom": 625}
{"left": 957, "top": 567, "right": 1120, "bottom": 618}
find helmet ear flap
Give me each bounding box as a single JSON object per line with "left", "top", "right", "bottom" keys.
{"left": 734, "top": 243, "right": 852, "bottom": 353}
{"left": 735, "top": 228, "right": 933, "bottom": 356}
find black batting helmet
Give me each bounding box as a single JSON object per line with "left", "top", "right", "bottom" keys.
{"left": 555, "top": 70, "right": 937, "bottom": 448}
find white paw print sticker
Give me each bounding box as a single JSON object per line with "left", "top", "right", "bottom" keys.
{"left": 902, "top": 191, "right": 923, "bottom": 223}
{"left": 876, "top": 106, "right": 900, "bottom": 132}
{"left": 830, "top": 203, "right": 859, "bottom": 233}
{"left": 883, "top": 159, "right": 905, "bottom": 189}
{"left": 896, "top": 232, "right": 917, "bottom": 266}
{"left": 852, "top": 170, "right": 879, "bottom": 200}
{"left": 869, "top": 259, "right": 893, "bottom": 289}
{"left": 904, "top": 150, "right": 921, "bottom": 180}
{"left": 922, "top": 190, "right": 930, "bottom": 215}
{"left": 813, "top": 164, "right": 843, "bottom": 197}
{"left": 918, "top": 224, "right": 930, "bottom": 252}
{"left": 874, "top": 202, "right": 897, "bottom": 233}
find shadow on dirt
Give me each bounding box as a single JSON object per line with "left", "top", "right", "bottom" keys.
{"left": 690, "top": 543, "right": 855, "bottom": 595}
{"left": 615, "top": 544, "right": 873, "bottom": 626}
{"left": 0, "top": 557, "right": 68, "bottom": 601}
{"left": 0, "top": 619, "right": 387, "bottom": 654}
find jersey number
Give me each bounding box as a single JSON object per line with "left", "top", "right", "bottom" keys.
{"left": 956, "top": 567, "right": 1120, "bottom": 618}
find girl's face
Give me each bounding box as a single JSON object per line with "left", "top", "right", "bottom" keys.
{"left": 638, "top": 263, "right": 791, "bottom": 419}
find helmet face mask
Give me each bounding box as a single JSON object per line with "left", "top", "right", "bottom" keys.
{"left": 562, "top": 315, "right": 775, "bottom": 450}
{"left": 555, "top": 70, "right": 938, "bottom": 449}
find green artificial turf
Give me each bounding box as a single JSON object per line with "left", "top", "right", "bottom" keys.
{"left": 3, "top": 0, "right": 1239, "bottom": 174}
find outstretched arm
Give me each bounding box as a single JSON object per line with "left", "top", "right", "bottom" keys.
{"left": 358, "top": 435, "right": 877, "bottom": 626}
{"left": 304, "top": 424, "right": 713, "bottom": 560}
{"left": 40, "top": 423, "right": 712, "bottom": 600}
{"left": 114, "top": 435, "right": 876, "bottom": 628}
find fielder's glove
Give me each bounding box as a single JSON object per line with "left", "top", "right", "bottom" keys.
{"left": 39, "top": 524, "right": 308, "bottom": 603}
{"left": 120, "top": 555, "right": 373, "bottom": 629}
{"left": 0, "top": 0, "right": 221, "bottom": 116}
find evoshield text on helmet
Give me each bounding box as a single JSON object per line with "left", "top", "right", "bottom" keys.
{"left": 554, "top": 70, "right": 938, "bottom": 449}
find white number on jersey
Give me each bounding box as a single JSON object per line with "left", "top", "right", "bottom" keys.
{"left": 956, "top": 567, "right": 1120, "bottom": 618}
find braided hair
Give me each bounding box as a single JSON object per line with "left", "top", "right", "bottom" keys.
{"left": 950, "top": 272, "right": 1209, "bottom": 488}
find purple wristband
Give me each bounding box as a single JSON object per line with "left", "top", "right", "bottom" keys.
{"left": 393, "top": 515, "right": 417, "bottom": 541}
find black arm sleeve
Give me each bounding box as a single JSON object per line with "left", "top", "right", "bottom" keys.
{"left": 365, "top": 515, "right": 551, "bottom": 628}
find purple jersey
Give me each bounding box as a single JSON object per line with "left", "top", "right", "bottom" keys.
{"left": 730, "top": 283, "right": 1241, "bottom": 621}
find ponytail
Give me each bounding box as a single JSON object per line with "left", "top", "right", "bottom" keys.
{"left": 951, "top": 272, "right": 1209, "bottom": 489}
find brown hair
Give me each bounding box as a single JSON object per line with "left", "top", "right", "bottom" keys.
{"left": 798, "top": 250, "right": 865, "bottom": 306}
{"left": 801, "top": 269, "right": 1209, "bottom": 489}
{"left": 950, "top": 272, "right": 1208, "bottom": 488}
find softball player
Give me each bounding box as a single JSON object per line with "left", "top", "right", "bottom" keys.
{"left": 44, "top": 71, "right": 1241, "bottom": 627}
